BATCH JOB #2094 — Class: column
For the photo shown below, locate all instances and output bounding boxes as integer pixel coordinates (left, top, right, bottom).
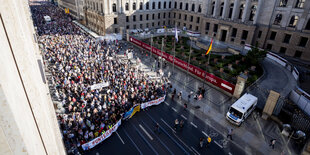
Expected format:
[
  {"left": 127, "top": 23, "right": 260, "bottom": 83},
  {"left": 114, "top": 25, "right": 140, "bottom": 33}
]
[
  {"left": 242, "top": 0, "right": 251, "bottom": 22},
  {"left": 222, "top": 0, "right": 229, "bottom": 18},
  {"left": 117, "top": 0, "right": 122, "bottom": 14},
  {"left": 213, "top": 0, "right": 220, "bottom": 17},
  {"left": 253, "top": 0, "right": 264, "bottom": 24},
  {"left": 231, "top": 0, "right": 240, "bottom": 20},
  {"left": 107, "top": 0, "right": 112, "bottom": 14},
  {"left": 204, "top": 0, "right": 211, "bottom": 15}
]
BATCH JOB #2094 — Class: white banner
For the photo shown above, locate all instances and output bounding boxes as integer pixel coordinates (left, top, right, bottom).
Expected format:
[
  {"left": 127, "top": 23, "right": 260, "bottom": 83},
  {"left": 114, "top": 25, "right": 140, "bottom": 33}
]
[
  {"left": 90, "top": 82, "right": 110, "bottom": 90},
  {"left": 141, "top": 95, "right": 166, "bottom": 109},
  {"left": 82, "top": 120, "right": 122, "bottom": 150}
]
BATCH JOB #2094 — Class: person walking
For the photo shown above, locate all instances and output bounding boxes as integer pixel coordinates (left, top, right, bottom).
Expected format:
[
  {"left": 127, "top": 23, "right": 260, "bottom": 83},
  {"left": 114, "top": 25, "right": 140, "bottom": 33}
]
[
  {"left": 270, "top": 139, "right": 276, "bottom": 149},
  {"left": 206, "top": 136, "right": 211, "bottom": 148},
  {"left": 154, "top": 123, "right": 160, "bottom": 134},
  {"left": 227, "top": 128, "right": 233, "bottom": 140},
  {"left": 179, "top": 120, "right": 184, "bottom": 130},
  {"left": 174, "top": 119, "right": 179, "bottom": 130},
  {"left": 199, "top": 137, "right": 205, "bottom": 149}
]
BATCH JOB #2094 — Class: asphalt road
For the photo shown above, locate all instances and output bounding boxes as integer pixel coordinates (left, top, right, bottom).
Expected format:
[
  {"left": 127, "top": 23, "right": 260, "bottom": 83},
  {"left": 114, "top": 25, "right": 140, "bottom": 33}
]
[{"left": 85, "top": 97, "right": 245, "bottom": 155}]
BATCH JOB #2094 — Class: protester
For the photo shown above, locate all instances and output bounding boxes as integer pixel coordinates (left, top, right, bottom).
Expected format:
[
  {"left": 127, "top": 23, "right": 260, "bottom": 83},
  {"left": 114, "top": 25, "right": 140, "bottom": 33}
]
[
  {"left": 30, "top": 3, "right": 166, "bottom": 154},
  {"left": 227, "top": 128, "right": 233, "bottom": 140}
]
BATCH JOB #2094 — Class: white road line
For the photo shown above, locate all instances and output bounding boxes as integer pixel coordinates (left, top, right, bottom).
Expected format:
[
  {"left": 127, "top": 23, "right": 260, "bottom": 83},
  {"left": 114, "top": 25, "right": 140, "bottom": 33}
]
[
  {"left": 228, "top": 152, "right": 233, "bottom": 155},
  {"left": 139, "top": 124, "right": 153, "bottom": 140},
  {"left": 161, "top": 118, "right": 176, "bottom": 133},
  {"left": 172, "top": 107, "right": 177, "bottom": 112},
  {"left": 191, "top": 146, "right": 201, "bottom": 155},
  {"left": 164, "top": 101, "right": 170, "bottom": 106},
  {"left": 190, "top": 122, "right": 197, "bottom": 128},
  {"left": 116, "top": 131, "right": 125, "bottom": 144},
  {"left": 214, "top": 141, "right": 223, "bottom": 148},
  {"left": 202, "top": 131, "right": 209, "bottom": 137},
  {"left": 181, "top": 114, "right": 187, "bottom": 120}
]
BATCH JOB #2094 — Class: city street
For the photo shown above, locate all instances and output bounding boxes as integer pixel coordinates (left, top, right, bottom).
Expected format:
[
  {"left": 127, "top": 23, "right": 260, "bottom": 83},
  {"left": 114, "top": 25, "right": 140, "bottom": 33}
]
[{"left": 86, "top": 97, "right": 245, "bottom": 155}]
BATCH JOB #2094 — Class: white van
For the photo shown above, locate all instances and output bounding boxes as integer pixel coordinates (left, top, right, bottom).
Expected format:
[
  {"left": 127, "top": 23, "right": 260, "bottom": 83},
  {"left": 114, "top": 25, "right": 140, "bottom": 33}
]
[{"left": 226, "top": 93, "right": 258, "bottom": 126}]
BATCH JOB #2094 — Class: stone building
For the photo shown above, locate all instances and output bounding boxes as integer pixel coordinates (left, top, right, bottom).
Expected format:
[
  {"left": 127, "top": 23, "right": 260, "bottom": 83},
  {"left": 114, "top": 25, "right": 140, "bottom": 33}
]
[{"left": 58, "top": 0, "right": 310, "bottom": 61}]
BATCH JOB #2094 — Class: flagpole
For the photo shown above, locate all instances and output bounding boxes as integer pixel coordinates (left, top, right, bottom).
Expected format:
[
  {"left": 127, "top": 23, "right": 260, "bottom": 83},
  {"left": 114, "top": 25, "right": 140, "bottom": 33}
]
[
  {"left": 185, "top": 37, "right": 193, "bottom": 89},
  {"left": 161, "top": 38, "right": 164, "bottom": 72},
  {"left": 173, "top": 32, "right": 176, "bottom": 74}
]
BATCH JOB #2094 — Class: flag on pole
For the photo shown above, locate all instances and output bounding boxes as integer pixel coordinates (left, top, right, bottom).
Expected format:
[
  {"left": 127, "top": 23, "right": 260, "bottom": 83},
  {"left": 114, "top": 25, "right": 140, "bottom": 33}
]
[
  {"left": 205, "top": 39, "right": 213, "bottom": 55},
  {"left": 175, "top": 26, "right": 178, "bottom": 43}
]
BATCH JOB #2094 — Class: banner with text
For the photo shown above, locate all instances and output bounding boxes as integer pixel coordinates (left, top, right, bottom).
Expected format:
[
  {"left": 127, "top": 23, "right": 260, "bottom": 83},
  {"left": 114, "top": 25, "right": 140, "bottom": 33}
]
[
  {"left": 129, "top": 37, "right": 235, "bottom": 94},
  {"left": 82, "top": 120, "right": 121, "bottom": 151},
  {"left": 141, "top": 95, "right": 166, "bottom": 109}
]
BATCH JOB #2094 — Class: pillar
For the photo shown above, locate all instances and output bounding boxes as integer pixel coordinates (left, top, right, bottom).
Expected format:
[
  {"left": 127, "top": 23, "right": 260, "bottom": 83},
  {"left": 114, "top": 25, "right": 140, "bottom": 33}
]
[
  {"left": 262, "top": 90, "right": 280, "bottom": 120},
  {"left": 231, "top": 0, "right": 240, "bottom": 20},
  {"left": 233, "top": 74, "right": 248, "bottom": 98},
  {"left": 202, "top": 0, "right": 211, "bottom": 15},
  {"left": 222, "top": 0, "right": 230, "bottom": 18},
  {"left": 242, "top": 0, "right": 251, "bottom": 22},
  {"left": 213, "top": 0, "right": 220, "bottom": 17},
  {"left": 253, "top": 0, "right": 263, "bottom": 24}
]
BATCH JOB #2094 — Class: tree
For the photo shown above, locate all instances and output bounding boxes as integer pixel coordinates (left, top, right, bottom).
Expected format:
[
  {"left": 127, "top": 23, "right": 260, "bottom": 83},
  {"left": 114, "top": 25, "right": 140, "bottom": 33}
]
[{"left": 245, "top": 46, "right": 267, "bottom": 67}]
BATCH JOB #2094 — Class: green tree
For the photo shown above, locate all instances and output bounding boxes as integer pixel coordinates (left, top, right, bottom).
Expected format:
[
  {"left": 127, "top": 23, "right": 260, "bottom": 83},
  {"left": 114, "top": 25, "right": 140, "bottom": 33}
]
[{"left": 245, "top": 46, "right": 267, "bottom": 66}]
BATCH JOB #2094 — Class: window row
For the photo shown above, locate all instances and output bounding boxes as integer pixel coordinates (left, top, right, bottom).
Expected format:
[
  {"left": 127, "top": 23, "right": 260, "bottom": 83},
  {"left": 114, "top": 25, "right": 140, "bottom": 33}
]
[
  {"left": 123, "top": 13, "right": 170, "bottom": 23},
  {"left": 174, "top": 2, "right": 202, "bottom": 13},
  {"left": 268, "top": 31, "right": 309, "bottom": 47},
  {"left": 279, "top": 0, "right": 305, "bottom": 8},
  {"left": 126, "top": 20, "right": 171, "bottom": 29},
  {"left": 113, "top": 1, "right": 172, "bottom": 12},
  {"left": 274, "top": 14, "right": 310, "bottom": 30}
]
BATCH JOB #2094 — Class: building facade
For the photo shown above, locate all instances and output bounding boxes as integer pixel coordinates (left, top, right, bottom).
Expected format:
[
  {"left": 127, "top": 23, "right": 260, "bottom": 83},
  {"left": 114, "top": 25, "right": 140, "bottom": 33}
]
[{"left": 58, "top": 0, "right": 310, "bottom": 61}]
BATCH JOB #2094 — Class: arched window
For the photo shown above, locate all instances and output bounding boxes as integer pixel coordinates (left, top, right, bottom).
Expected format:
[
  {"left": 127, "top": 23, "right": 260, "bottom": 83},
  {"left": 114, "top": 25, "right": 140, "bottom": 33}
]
[
  {"left": 273, "top": 14, "right": 282, "bottom": 25},
  {"left": 220, "top": 2, "right": 224, "bottom": 16},
  {"left": 174, "top": 2, "right": 177, "bottom": 9},
  {"left": 249, "top": 5, "right": 257, "bottom": 21},
  {"left": 180, "top": 2, "right": 183, "bottom": 9},
  {"left": 305, "top": 19, "right": 310, "bottom": 30},
  {"left": 112, "top": 3, "right": 116, "bottom": 12},
  {"left": 169, "top": 2, "right": 172, "bottom": 8},
  {"left": 158, "top": 2, "right": 161, "bottom": 9},
  {"left": 288, "top": 16, "right": 299, "bottom": 28},
  {"left": 146, "top": 2, "right": 149, "bottom": 10},
  {"left": 238, "top": 4, "right": 244, "bottom": 19},
  {"left": 295, "top": 0, "right": 305, "bottom": 8},
  {"left": 153, "top": 2, "right": 156, "bottom": 9},
  {"left": 125, "top": 3, "right": 129, "bottom": 11},
  {"left": 185, "top": 3, "right": 189, "bottom": 10},
  {"left": 279, "top": 0, "right": 287, "bottom": 7},
  {"left": 211, "top": 2, "right": 215, "bottom": 15},
  {"left": 164, "top": 2, "right": 167, "bottom": 9},
  {"left": 132, "top": 2, "right": 136, "bottom": 10},
  {"left": 191, "top": 4, "right": 195, "bottom": 12},
  {"left": 198, "top": 4, "right": 202, "bottom": 13},
  {"left": 229, "top": 3, "right": 234, "bottom": 18}
]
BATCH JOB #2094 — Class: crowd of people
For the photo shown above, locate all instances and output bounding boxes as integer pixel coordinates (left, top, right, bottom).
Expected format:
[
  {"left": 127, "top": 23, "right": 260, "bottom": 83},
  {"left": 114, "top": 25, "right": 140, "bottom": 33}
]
[{"left": 31, "top": 3, "right": 167, "bottom": 154}]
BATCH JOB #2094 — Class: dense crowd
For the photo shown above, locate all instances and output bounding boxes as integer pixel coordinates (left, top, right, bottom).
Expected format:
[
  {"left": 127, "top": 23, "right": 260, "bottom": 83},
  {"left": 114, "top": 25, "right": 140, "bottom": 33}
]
[{"left": 31, "top": 3, "right": 166, "bottom": 154}]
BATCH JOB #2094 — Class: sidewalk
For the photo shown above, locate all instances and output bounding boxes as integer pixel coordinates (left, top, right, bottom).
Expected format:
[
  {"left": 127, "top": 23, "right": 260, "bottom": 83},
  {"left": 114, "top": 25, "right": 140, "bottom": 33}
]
[{"left": 126, "top": 43, "right": 297, "bottom": 155}]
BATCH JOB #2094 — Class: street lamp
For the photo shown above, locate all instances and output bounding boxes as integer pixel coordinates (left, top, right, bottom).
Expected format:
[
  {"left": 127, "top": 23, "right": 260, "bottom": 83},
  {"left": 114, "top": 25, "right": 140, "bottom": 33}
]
[
  {"left": 160, "top": 38, "right": 164, "bottom": 71},
  {"left": 185, "top": 37, "right": 194, "bottom": 89}
]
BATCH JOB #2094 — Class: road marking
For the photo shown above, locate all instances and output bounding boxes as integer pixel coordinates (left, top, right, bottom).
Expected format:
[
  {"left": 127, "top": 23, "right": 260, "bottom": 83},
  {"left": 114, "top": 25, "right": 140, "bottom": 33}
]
[
  {"left": 214, "top": 140, "right": 223, "bottom": 148},
  {"left": 161, "top": 118, "right": 176, "bottom": 133},
  {"left": 181, "top": 114, "right": 187, "bottom": 120},
  {"left": 116, "top": 131, "right": 125, "bottom": 144},
  {"left": 139, "top": 124, "right": 153, "bottom": 140},
  {"left": 190, "top": 122, "right": 197, "bottom": 128},
  {"left": 202, "top": 131, "right": 209, "bottom": 137},
  {"left": 96, "top": 152, "right": 99, "bottom": 155},
  {"left": 229, "top": 152, "right": 233, "bottom": 155},
  {"left": 172, "top": 107, "right": 177, "bottom": 112},
  {"left": 191, "top": 146, "right": 201, "bottom": 155},
  {"left": 123, "top": 129, "right": 143, "bottom": 155},
  {"left": 165, "top": 101, "right": 170, "bottom": 106}
]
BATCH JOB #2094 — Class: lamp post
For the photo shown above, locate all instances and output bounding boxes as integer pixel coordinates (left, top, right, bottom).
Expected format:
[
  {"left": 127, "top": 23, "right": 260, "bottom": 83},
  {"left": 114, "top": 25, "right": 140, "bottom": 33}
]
[
  {"left": 160, "top": 38, "right": 164, "bottom": 71},
  {"left": 185, "top": 37, "right": 194, "bottom": 89}
]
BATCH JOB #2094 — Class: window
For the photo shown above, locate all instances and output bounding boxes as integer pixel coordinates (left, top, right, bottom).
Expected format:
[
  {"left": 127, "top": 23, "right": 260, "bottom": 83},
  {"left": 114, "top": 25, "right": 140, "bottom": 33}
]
[
  {"left": 184, "top": 15, "right": 187, "bottom": 20},
  {"left": 198, "top": 5, "right": 202, "bottom": 13},
  {"left": 305, "top": 19, "right": 310, "bottom": 30},
  {"left": 101, "top": 3, "right": 103, "bottom": 13},
  {"left": 189, "top": 24, "right": 192, "bottom": 30},
  {"left": 249, "top": 5, "right": 257, "bottom": 21},
  {"left": 185, "top": 3, "right": 189, "bottom": 10},
  {"left": 133, "top": 2, "right": 136, "bottom": 10},
  {"left": 283, "top": 34, "right": 291, "bottom": 43},
  {"left": 169, "top": 13, "right": 171, "bottom": 18},
  {"left": 153, "top": 2, "right": 156, "bottom": 9},
  {"left": 126, "top": 16, "right": 129, "bottom": 22},
  {"left": 274, "top": 14, "right": 282, "bottom": 25},
  {"left": 279, "top": 0, "right": 287, "bottom": 7},
  {"left": 299, "top": 37, "right": 308, "bottom": 47},
  {"left": 220, "top": 2, "right": 224, "bottom": 16},
  {"left": 192, "top": 4, "right": 195, "bottom": 12},
  {"left": 179, "top": 2, "right": 183, "bottom": 9},
  {"left": 146, "top": 23, "right": 149, "bottom": 28},
  {"left": 114, "top": 18, "right": 117, "bottom": 24},
  {"left": 231, "top": 28, "right": 237, "bottom": 37},
  {"left": 169, "top": 2, "right": 172, "bottom": 8},
  {"left": 159, "top": 13, "right": 161, "bottom": 19},
  {"left": 178, "top": 14, "right": 181, "bottom": 19},
  {"left": 174, "top": 2, "right": 177, "bottom": 9},
  {"left": 295, "top": 0, "right": 305, "bottom": 8},
  {"left": 125, "top": 3, "right": 129, "bottom": 11},
  {"left": 164, "top": 13, "right": 166, "bottom": 18},
  {"left": 258, "top": 31, "right": 262, "bottom": 38},
  {"left": 211, "top": 2, "right": 215, "bottom": 15},
  {"left": 146, "top": 14, "right": 149, "bottom": 20},
  {"left": 279, "top": 47, "right": 287, "bottom": 54},
  {"left": 152, "top": 14, "right": 155, "bottom": 20},
  {"left": 294, "top": 50, "right": 302, "bottom": 58},
  {"left": 115, "top": 28, "right": 118, "bottom": 33},
  {"left": 242, "top": 30, "right": 248, "bottom": 40},
  {"left": 164, "top": 2, "right": 166, "bottom": 9},
  {"left": 152, "top": 22, "right": 154, "bottom": 27},
  {"left": 133, "top": 25, "right": 136, "bottom": 29},
  {"left": 270, "top": 31, "right": 277, "bottom": 40},
  {"left": 146, "top": 2, "right": 149, "bottom": 10},
  {"left": 140, "top": 24, "right": 143, "bottom": 29},
  {"left": 288, "top": 16, "right": 299, "bottom": 28},
  {"left": 266, "top": 44, "right": 273, "bottom": 50},
  {"left": 158, "top": 2, "right": 161, "bottom": 9},
  {"left": 205, "top": 22, "right": 210, "bottom": 30},
  {"left": 158, "top": 21, "right": 161, "bottom": 26},
  {"left": 214, "top": 24, "right": 218, "bottom": 33},
  {"left": 174, "top": 13, "right": 176, "bottom": 18},
  {"left": 163, "top": 21, "right": 165, "bottom": 25},
  {"left": 112, "top": 3, "right": 116, "bottom": 12},
  {"left": 196, "top": 26, "right": 199, "bottom": 31},
  {"left": 140, "top": 15, "right": 143, "bottom": 21},
  {"left": 139, "top": 2, "right": 143, "bottom": 10},
  {"left": 190, "top": 16, "right": 193, "bottom": 22},
  {"left": 126, "top": 25, "right": 130, "bottom": 29},
  {"left": 133, "top": 15, "right": 136, "bottom": 22},
  {"left": 229, "top": 3, "right": 234, "bottom": 18},
  {"left": 239, "top": 4, "right": 244, "bottom": 19},
  {"left": 197, "top": 17, "right": 200, "bottom": 23}
]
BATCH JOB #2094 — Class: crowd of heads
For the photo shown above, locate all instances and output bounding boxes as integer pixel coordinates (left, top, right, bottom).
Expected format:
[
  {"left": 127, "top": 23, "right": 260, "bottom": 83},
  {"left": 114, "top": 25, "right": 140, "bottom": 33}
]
[{"left": 31, "top": 3, "right": 167, "bottom": 154}]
